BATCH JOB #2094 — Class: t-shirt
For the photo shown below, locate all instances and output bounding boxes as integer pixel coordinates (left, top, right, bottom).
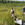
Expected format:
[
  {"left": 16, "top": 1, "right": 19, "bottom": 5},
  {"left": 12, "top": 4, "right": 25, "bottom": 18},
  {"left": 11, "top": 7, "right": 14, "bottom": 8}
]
[{"left": 11, "top": 9, "right": 14, "bottom": 14}]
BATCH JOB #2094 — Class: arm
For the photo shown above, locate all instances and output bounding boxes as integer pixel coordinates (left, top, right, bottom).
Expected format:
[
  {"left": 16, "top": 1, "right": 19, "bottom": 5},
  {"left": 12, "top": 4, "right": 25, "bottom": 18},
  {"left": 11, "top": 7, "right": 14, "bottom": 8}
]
[{"left": 10, "top": 10, "right": 11, "bottom": 14}]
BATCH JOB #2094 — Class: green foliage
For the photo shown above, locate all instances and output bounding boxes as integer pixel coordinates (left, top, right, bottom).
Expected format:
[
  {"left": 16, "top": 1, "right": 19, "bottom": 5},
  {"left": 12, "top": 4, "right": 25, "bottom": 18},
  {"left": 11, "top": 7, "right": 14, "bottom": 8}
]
[{"left": 0, "top": 3, "right": 24, "bottom": 25}]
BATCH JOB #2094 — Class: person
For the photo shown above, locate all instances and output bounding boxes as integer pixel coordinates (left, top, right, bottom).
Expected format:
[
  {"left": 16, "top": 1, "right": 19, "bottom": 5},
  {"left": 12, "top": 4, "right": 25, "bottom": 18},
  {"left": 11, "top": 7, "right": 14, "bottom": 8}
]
[
  {"left": 23, "top": 6, "right": 25, "bottom": 12},
  {"left": 23, "top": 6, "right": 25, "bottom": 15},
  {"left": 22, "top": 6, "right": 25, "bottom": 25},
  {"left": 14, "top": 15, "right": 18, "bottom": 21},
  {"left": 14, "top": 16, "right": 20, "bottom": 25},
  {"left": 10, "top": 8, "right": 15, "bottom": 18}
]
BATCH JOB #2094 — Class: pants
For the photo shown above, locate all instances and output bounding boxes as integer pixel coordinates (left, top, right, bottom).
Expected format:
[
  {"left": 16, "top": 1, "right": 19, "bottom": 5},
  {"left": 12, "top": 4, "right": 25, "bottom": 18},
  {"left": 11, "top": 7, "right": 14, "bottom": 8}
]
[
  {"left": 15, "top": 23, "right": 19, "bottom": 25},
  {"left": 23, "top": 12, "right": 25, "bottom": 19}
]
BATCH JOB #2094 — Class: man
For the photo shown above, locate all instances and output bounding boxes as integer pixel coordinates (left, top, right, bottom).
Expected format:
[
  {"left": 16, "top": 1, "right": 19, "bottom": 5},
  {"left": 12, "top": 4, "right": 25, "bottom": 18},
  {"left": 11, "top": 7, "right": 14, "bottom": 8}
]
[
  {"left": 10, "top": 8, "right": 15, "bottom": 18},
  {"left": 22, "top": 6, "right": 25, "bottom": 25},
  {"left": 23, "top": 6, "right": 25, "bottom": 15},
  {"left": 23, "top": 6, "right": 25, "bottom": 12}
]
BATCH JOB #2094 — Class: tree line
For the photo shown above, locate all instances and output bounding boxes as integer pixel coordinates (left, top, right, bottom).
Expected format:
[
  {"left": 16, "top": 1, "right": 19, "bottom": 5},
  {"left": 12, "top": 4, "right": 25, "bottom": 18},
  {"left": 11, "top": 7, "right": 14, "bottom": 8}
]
[{"left": 0, "top": 0, "right": 25, "bottom": 3}]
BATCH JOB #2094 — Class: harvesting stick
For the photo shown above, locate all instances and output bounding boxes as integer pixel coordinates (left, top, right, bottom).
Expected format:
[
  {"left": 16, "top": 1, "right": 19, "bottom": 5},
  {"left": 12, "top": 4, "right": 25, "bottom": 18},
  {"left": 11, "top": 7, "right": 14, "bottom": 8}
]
[{"left": 15, "top": 0, "right": 24, "bottom": 9}]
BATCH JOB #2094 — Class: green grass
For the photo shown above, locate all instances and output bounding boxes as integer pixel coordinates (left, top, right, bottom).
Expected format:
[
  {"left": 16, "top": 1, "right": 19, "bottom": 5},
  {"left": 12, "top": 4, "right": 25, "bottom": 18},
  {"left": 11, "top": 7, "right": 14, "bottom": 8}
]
[{"left": 0, "top": 3, "right": 24, "bottom": 25}]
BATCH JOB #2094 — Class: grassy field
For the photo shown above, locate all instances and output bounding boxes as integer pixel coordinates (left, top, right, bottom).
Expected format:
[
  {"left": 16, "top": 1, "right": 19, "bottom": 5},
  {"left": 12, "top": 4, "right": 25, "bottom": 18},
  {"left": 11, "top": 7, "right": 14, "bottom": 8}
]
[{"left": 0, "top": 3, "right": 25, "bottom": 25}]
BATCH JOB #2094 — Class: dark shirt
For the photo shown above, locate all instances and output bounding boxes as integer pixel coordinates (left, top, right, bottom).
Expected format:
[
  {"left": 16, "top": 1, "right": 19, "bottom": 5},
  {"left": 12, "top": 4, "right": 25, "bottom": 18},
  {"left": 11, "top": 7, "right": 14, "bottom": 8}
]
[
  {"left": 14, "top": 16, "right": 17, "bottom": 21},
  {"left": 11, "top": 11, "right": 14, "bottom": 14},
  {"left": 23, "top": 7, "right": 25, "bottom": 12}
]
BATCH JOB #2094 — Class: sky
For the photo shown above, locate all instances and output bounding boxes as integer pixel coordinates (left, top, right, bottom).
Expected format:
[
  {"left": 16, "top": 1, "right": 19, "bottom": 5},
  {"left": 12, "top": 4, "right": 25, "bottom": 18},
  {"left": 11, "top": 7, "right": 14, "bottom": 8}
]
[{"left": 9, "top": 0, "right": 25, "bottom": 1}]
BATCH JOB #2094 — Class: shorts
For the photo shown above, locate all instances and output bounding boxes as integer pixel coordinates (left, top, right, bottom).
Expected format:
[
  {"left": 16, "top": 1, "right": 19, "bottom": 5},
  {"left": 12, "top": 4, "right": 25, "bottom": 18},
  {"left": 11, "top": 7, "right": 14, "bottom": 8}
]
[{"left": 12, "top": 14, "right": 14, "bottom": 17}]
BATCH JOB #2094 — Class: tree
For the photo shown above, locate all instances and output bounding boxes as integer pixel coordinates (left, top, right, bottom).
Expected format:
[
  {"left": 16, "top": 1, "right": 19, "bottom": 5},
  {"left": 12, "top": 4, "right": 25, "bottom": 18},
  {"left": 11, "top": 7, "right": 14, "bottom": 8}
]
[{"left": 2, "top": 0, "right": 3, "bottom": 3}]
